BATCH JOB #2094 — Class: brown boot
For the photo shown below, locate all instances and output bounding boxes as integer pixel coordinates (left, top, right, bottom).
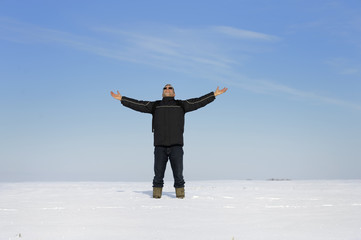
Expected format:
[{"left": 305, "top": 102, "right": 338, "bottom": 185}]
[
  {"left": 153, "top": 187, "right": 162, "bottom": 199},
  {"left": 175, "top": 187, "right": 185, "bottom": 199}
]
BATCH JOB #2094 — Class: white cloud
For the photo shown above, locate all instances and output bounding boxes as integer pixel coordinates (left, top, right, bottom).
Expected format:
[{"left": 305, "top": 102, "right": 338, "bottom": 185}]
[
  {"left": 325, "top": 57, "right": 361, "bottom": 76},
  {"left": 259, "top": 80, "right": 361, "bottom": 110},
  {"left": 212, "top": 26, "right": 280, "bottom": 41}
]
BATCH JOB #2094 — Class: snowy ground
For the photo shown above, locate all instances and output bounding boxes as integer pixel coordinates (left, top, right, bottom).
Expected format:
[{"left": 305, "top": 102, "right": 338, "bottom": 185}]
[{"left": 1, "top": 180, "right": 361, "bottom": 240}]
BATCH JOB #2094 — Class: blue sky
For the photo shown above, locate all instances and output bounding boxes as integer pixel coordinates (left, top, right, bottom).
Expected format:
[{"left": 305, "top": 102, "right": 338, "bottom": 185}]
[{"left": 1, "top": 0, "right": 360, "bottom": 181}]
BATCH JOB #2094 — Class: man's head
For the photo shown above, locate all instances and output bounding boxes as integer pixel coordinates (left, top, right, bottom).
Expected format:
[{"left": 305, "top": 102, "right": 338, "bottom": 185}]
[{"left": 162, "top": 84, "right": 175, "bottom": 97}]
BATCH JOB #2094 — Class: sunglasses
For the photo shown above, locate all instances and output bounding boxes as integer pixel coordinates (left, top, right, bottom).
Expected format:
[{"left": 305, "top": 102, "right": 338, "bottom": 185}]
[{"left": 163, "top": 87, "right": 173, "bottom": 90}]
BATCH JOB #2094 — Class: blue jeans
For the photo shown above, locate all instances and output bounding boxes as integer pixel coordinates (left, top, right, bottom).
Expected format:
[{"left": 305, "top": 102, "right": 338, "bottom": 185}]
[{"left": 153, "top": 146, "right": 185, "bottom": 188}]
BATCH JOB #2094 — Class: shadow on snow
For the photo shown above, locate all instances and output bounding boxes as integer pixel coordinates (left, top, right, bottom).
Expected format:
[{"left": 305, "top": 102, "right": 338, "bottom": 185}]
[{"left": 134, "top": 190, "right": 177, "bottom": 198}]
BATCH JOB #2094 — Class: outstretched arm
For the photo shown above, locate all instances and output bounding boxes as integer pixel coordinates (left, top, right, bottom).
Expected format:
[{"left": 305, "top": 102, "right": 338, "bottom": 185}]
[
  {"left": 214, "top": 87, "right": 228, "bottom": 97},
  {"left": 111, "top": 90, "right": 155, "bottom": 114},
  {"left": 110, "top": 90, "right": 122, "bottom": 101}
]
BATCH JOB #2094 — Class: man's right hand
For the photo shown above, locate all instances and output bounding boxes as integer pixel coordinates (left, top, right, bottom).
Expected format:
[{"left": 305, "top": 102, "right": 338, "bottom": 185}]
[{"left": 110, "top": 90, "right": 122, "bottom": 101}]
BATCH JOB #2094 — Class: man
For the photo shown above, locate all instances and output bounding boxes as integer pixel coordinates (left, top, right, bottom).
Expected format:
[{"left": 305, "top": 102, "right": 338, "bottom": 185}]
[{"left": 110, "top": 84, "right": 227, "bottom": 199}]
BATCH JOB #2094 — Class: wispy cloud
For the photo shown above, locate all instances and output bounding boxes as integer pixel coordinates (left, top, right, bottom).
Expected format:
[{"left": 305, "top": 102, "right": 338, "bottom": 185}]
[
  {"left": 258, "top": 80, "right": 361, "bottom": 110},
  {"left": 325, "top": 58, "right": 360, "bottom": 76},
  {"left": 1, "top": 17, "right": 359, "bottom": 110},
  {"left": 206, "top": 73, "right": 361, "bottom": 111},
  {"left": 212, "top": 26, "right": 280, "bottom": 41}
]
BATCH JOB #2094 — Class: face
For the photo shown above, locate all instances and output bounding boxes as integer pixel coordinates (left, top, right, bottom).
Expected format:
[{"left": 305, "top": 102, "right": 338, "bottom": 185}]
[{"left": 162, "top": 84, "right": 175, "bottom": 97}]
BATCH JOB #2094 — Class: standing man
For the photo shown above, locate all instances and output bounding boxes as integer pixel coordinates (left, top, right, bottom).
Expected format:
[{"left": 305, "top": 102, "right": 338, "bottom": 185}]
[{"left": 110, "top": 84, "right": 227, "bottom": 199}]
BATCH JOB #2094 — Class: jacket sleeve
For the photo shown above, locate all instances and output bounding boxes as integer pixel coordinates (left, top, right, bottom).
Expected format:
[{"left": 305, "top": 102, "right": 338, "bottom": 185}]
[
  {"left": 182, "top": 92, "right": 216, "bottom": 113},
  {"left": 121, "top": 96, "right": 155, "bottom": 114}
]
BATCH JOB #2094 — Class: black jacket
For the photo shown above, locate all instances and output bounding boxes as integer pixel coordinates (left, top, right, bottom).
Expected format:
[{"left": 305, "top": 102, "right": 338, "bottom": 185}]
[{"left": 121, "top": 92, "right": 216, "bottom": 146}]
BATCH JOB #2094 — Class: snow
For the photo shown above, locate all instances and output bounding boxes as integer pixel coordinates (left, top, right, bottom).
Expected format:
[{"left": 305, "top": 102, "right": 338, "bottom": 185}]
[{"left": 1, "top": 180, "right": 361, "bottom": 240}]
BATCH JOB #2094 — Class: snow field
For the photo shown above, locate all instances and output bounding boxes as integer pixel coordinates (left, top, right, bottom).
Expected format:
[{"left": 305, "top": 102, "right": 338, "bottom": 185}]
[{"left": 1, "top": 180, "right": 361, "bottom": 240}]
